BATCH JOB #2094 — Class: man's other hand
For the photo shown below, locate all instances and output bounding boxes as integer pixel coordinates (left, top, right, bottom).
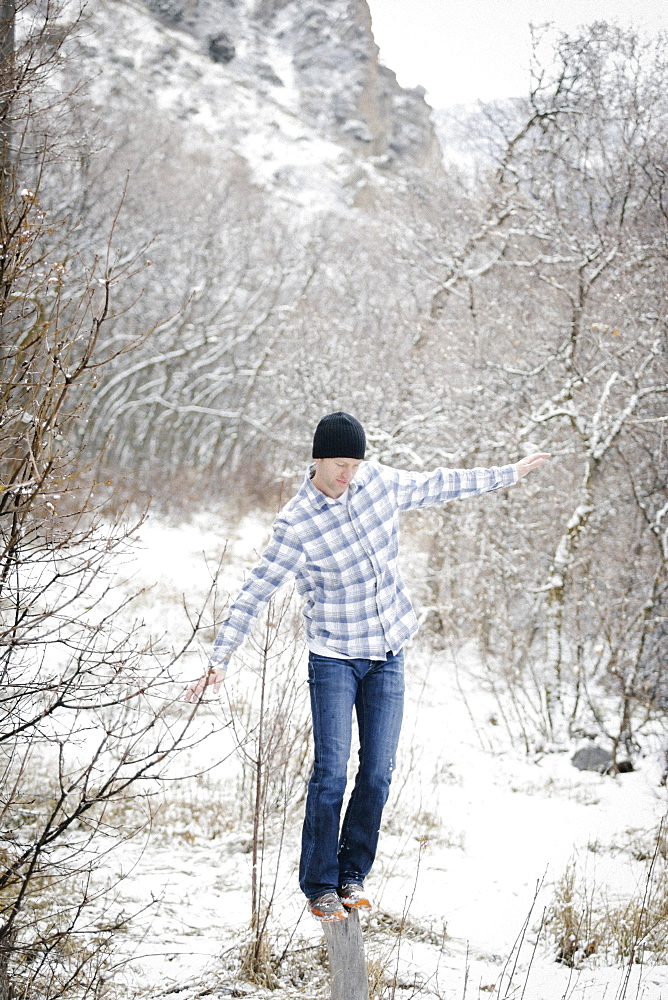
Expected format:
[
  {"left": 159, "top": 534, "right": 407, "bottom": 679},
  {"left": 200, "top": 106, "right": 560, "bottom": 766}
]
[
  {"left": 184, "top": 667, "right": 227, "bottom": 703},
  {"left": 514, "top": 453, "right": 552, "bottom": 479}
]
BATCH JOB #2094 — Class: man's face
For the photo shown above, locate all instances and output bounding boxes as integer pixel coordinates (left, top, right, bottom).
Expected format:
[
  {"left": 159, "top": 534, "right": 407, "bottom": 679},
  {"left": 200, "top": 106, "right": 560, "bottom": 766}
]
[{"left": 312, "top": 457, "right": 362, "bottom": 499}]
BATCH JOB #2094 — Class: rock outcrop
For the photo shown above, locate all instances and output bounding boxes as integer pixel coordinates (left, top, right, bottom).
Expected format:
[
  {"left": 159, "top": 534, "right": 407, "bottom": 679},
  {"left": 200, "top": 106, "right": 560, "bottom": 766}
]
[{"left": 141, "top": 0, "right": 441, "bottom": 173}]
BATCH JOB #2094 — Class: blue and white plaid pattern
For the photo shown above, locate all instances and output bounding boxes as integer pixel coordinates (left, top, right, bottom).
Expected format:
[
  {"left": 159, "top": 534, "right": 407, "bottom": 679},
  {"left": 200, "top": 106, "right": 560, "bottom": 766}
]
[{"left": 210, "top": 461, "right": 518, "bottom": 665}]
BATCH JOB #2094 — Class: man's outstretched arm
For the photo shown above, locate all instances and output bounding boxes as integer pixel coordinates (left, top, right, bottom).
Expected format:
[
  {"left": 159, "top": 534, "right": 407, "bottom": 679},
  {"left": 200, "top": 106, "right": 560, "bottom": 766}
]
[
  {"left": 184, "top": 519, "right": 305, "bottom": 703},
  {"left": 383, "top": 452, "right": 551, "bottom": 511}
]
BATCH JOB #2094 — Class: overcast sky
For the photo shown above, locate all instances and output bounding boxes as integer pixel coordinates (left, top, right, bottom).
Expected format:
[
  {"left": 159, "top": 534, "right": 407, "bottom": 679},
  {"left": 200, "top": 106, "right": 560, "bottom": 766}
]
[{"left": 367, "top": 0, "right": 668, "bottom": 108}]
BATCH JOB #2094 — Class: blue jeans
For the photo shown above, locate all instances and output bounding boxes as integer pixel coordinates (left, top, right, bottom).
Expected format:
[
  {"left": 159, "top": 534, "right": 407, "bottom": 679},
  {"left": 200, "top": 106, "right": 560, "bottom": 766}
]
[{"left": 299, "top": 649, "right": 405, "bottom": 900}]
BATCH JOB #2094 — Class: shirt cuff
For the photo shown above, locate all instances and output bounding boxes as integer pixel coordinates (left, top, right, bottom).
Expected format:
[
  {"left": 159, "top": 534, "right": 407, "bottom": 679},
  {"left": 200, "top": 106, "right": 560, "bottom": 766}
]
[
  {"left": 209, "top": 647, "right": 231, "bottom": 668},
  {"left": 495, "top": 464, "right": 518, "bottom": 487}
]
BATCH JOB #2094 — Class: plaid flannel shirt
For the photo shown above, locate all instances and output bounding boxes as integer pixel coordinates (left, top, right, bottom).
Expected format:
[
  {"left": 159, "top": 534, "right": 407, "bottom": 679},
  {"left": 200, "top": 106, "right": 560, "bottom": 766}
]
[{"left": 210, "top": 460, "right": 518, "bottom": 666}]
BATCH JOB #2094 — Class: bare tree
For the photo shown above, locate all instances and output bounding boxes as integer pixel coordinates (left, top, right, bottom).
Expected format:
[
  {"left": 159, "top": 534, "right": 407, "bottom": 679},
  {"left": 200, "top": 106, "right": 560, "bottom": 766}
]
[
  {"left": 410, "top": 24, "right": 668, "bottom": 751},
  {"left": 222, "top": 594, "right": 311, "bottom": 985},
  {"left": 0, "top": 7, "right": 222, "bottom": 997}
]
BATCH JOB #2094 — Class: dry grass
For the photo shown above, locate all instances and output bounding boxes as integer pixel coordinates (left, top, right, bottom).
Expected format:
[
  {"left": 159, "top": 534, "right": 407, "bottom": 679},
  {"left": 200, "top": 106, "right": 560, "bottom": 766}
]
[
  {"left": 99, "top": 458, "right": 296, "bottom": 524},
  {"left": 363, "top": 908, "right": 449, "bottom": 1000},
  {"left": 219, "top": 927, "right": 330, "bottom": 993},
  {"left": 546, "top": 852, "right": 668, "bottom": 967},
  {"left": 546, "top": 861, "right": 599, "bottom": 966},
  {"left": 238, "top": 930, "right": 279, "bottom": 989},
  {"left": 148, "top": 780, "right": 240, "bottom": 845},
  {"left": 367, "top": 909, "right": 448, "bottom": 948}
]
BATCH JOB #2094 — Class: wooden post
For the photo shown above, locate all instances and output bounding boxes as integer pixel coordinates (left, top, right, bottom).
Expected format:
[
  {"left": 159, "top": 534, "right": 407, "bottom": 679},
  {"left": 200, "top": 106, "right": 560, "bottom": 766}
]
[{"left": 322, "top": 910, "right": 369, "bottom": 1000}]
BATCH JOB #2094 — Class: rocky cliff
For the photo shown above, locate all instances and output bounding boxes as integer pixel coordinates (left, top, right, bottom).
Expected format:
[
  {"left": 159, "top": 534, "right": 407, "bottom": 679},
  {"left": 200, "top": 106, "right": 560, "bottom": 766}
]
[
  {"left": 138, "top": 0, "right": 442, "bottom": 176},
  {"left": 58, "top": 0, "right": 444, "bottom": 220}
]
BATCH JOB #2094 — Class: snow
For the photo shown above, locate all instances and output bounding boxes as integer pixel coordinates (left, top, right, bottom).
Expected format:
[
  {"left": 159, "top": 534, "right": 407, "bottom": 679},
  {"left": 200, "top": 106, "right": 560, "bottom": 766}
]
[{"left": 100, "top": 509, "right": 668, "bottom": 999}]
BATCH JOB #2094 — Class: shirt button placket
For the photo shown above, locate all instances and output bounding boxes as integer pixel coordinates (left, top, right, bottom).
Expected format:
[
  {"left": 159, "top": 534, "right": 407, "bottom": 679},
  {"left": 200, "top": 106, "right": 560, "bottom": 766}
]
[{"left": 350, "top": 506, "right": 388, "bottom": 652}]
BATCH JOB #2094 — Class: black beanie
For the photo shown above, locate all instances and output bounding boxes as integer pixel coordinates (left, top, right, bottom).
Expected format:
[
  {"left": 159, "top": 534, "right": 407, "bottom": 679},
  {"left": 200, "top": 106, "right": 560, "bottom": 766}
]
[{"left": 312, "top": 412, "right": 366, "bottom": 460}]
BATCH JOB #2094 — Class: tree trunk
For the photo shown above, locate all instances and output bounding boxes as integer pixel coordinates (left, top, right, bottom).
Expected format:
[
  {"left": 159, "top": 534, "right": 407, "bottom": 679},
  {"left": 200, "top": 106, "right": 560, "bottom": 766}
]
[{"left": 0, "top": 1, "right": 14, "bottom": 214}]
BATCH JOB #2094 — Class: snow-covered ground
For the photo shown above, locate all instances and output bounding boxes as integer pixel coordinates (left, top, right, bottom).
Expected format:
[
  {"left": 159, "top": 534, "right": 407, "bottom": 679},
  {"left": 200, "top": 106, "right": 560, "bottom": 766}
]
[{"left": 105, "top": 509, "right": 668, "bottom": 999}]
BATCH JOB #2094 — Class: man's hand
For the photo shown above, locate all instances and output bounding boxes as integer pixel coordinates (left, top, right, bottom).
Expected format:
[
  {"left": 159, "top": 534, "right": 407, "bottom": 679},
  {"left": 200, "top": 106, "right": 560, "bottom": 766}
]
[
  {"left": 184, "top": 667, "right": 227, "bottom": 703},
  {"left": 514, "top": 453, "right": 552, "bottom": 479}
]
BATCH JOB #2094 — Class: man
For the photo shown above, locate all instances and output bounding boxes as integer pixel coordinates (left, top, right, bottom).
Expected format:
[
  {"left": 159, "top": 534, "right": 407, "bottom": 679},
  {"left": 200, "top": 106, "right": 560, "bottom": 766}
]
[{"left": 186, "top": 412, "right": 550, "bottom": 922}]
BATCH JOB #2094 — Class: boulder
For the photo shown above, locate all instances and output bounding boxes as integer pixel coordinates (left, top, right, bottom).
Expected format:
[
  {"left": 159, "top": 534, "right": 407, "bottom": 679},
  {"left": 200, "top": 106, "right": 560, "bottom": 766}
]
[
  {"left": 571, "top": 746, "right": 634, "bottom": 774},
  {"left": 209, "top": 33, "right": 235, "bottom": 64},
  {"left": 572, "top": 746, "right": 614, "bottom": 773}
]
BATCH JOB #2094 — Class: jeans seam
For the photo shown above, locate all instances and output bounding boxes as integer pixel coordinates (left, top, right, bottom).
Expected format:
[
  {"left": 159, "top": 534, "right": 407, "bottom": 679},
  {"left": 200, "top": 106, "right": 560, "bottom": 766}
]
[
  {"left": 338, "top": 674, "right": 365, "bottom": 869},
  {"left": 300, "top": 658, "right": 319, "bottom": 889}
]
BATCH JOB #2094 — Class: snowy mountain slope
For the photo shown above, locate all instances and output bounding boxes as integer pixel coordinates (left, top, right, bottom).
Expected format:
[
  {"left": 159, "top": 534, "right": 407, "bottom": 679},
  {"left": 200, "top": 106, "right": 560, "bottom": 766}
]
[
  {"left": 63, "top": 0, "right": 442, "bottom": 214},
  {"left": 140, "top": 0, "right": 442, "bottom": 169}
]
